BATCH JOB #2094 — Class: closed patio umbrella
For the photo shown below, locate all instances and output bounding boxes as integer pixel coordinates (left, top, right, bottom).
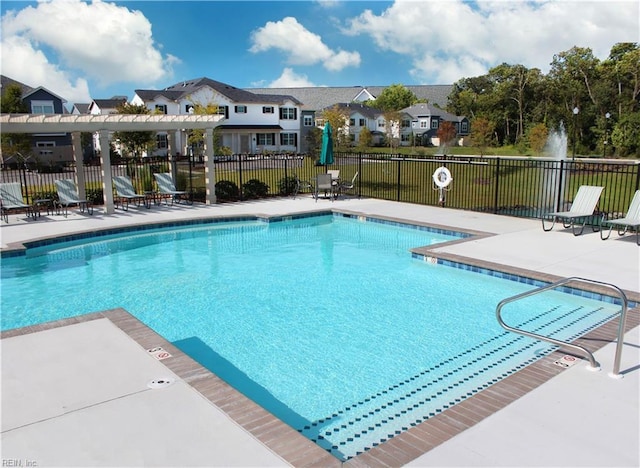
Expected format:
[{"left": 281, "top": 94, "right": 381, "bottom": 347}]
[{"left": 320, "top": 122, "right": 334, "bottom": 165}]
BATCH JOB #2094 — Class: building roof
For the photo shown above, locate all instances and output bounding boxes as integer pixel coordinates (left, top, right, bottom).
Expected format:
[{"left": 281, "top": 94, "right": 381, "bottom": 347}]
[
  {"left": 247, "top": 85, "right": 453, "bottom": 111},
  {"left": 321, "top": 102, "right": 383, "bottom": 119},
  {"left": 89, "top": 97, "right": 128, "bottom": 112},
  {"left": 1, "top": 75, "right": 34, "bottom": 97},
  {"left": 72, "top": 103, "right": 91, "bottom": 114},
  {"left": 135, "top": 77, "right": 301, "bottom": 106},
  {"left": 402, "top": 103, "right": 461, "bottom": 122}
]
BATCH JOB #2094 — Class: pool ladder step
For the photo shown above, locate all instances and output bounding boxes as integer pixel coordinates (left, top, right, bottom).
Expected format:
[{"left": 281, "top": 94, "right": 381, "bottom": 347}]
[{"left": 496, "top": 276, "right": 629, "bottom": 378}]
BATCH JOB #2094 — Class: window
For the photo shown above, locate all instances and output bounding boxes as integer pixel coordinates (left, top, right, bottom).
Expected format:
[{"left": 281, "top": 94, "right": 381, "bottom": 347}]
[
  {"left": 303, "top": 115, "right": 313, "bottom": 126},
  {"left": 257, "top": 133, "right": 275, "bottom": 145},
  {"left": 401, "top": 134, "right": 410, "bottom": 142},
  {"left": 280, "top": 107, "right": 297, "bottom": 120},
  {"left": 461, "top": 121, "right": 468, "bottom": 132},
  {"left": 31, "top": 100, "right": 54, "bottom": 114},
  {"left": 349, "top": 118, "right": 355, "bottom": 126},
  {"left": 315, "top": 119, "right": 325, "bottom": 127},
  {"left": 185, "top": 104, "right": 194, "bottom": 114},
  {"left": 235, "top": 105, "right": 247, "bottom": 114},
  {"left": 216, "top": 106, "right": 229, "bottom": 118},
  {"left": 359, "top": 118, "right": 366, "bottom": 127},
  {"left": 36, "top": 141, "right": 55, "bottom": 148},
  {"left": 280, "top": 133, "right": 296, "bottom": 146},
  {"left": 420, "top": 121, "right": 428, "bottom": 129},
  {"left": 378, "top": 120, "right": 385, "bottom": 128},
  {"left": 156, "top": 134, "right": 168, "bottom": 149},
  {"left": 155, "top": 104, "right": 167, "bottom": 114},
  {"left": 401, "top": 119, "right": 411, "bottom": 128},
  {"left": 350, "top": 134, "right": 356, "bottom": 142},
  {"left": 431, "top": 119, "right": 439, "bottom": 129},
  {"left": 262, "top": 106, "right": 274, "bottom": 114}
]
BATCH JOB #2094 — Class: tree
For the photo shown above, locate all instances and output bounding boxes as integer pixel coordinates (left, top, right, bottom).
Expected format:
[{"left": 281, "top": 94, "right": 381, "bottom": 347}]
[
  {"left": 112, "top": 103, "right": 155, "bottom": 158},
  {"left": 611, "top": 112, "right": 640, "bottom": 156},
  {"left": 369, "top": 84, "right": 420, "bottom": 112},
  {"left": 383, "top": 110, "right": 402, "bottom": 151},
  {"left": 437, "top": 121, "right": 457, "bottom": 153},
  {"left": 305, "top": 126, "right": 323, "bottom": 158},
  {"left": 319, "top": 105, "right": 350, "bottom": 149},
  {"left": 358, "top": 127, "right": 372, "bottom": 149},
  {"left": 527, "top": 123, "right": 549, "bottom": 156},
  {"left": 470, "top": 116, "right": 494, "bottom": 156},
  {"left": 0, "top": 84, "right": 32, "bottom": 162},
  {"left": 186, "top": 101, "right": 219, "bottom": 155}
]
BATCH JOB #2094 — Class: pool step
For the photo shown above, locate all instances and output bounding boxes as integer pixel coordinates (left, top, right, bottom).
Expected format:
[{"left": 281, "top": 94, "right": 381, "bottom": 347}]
[{"left": 299, "top": 304, "right": 617, "bottom": 460}]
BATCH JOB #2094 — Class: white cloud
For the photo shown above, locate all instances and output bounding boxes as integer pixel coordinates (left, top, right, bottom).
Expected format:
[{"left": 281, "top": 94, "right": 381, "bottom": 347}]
[
  {"left": 249, "top": 16, "right": 361, "bottom": 72},
  {"left": 268, "top": 68, "right": 317, "bottom": 87},
  {"left": 344, "top": 0, "right": 639, "bottom": 83},
  {"left": 0, "top": 0, "right": 178, "bottom": 104}
]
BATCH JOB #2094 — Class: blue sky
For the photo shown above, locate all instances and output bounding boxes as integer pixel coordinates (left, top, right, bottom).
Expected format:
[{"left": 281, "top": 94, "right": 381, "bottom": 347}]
[{"left": 1, "top": 0, "right": 638, "bottom": 107}]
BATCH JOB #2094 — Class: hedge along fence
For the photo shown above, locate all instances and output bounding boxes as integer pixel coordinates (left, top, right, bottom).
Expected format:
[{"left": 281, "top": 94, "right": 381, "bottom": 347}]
[{"left": 2, "top": 153, "right": 638, "bottom": 221}]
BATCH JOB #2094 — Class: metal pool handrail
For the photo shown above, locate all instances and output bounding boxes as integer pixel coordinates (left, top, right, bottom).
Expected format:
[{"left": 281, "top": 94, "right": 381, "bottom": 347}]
[{"left": 496, "top": 277, "right": 629, "bottom": 379}]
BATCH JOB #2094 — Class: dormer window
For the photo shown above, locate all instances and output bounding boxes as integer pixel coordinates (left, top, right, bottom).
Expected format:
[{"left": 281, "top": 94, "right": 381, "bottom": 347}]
[{"left": 31, "top": 100, "right": 54, "bottom": 114}]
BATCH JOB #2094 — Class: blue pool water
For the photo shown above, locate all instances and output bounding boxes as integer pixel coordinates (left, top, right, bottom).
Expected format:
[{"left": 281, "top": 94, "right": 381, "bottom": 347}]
[{"left": 0, "top": 214, "right": 621, "bottom": 460}]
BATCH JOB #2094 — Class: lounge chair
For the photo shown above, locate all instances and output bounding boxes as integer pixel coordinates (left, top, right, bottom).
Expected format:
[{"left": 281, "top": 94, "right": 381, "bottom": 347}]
[
  {"left": 292, "top": 175, "right": 313, "bottom": 199},
  {"left": 0, "top": 182, "right": 36, "bottom": 222},
  {"left": 113, "top": 176, "right": 150, "bottom": 210},
  {"left": 327, "top": 170, "right": 340, "bottom": 188},
  {"left": 600, "top": 190, "right": 640, "bottom": 245},
  {"left": 541, "top": 185, "right": 604, "bottom": 236},
  {"left": 338, "top": 172, "right": 359, "bottom": 198},
  {"left": 54, "top": 179, "right": 93, "bottom": 217},
  {"left": 153, "top": 173, "right": 191, "bottom": 205},
  {"left": 314, "top": 173, "right": 335, "bottom": 202}
]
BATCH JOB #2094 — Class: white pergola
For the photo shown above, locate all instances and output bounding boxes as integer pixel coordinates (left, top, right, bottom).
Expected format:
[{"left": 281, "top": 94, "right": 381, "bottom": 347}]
[{"left": 0, "top": 113, "right": 224, "bottom": 213}]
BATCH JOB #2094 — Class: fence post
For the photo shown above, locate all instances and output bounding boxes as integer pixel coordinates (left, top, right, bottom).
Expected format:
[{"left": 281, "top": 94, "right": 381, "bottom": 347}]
[
  {"left": 556, "top": 159, "right": 565, "bottom": 211},
  {"left": 396, "top": 158, "right": 402, "bottom": 201},
  {"left": 493, "top": 157, "right": 500, "bottom": 214},
  {"left": 238, "top": 154, "right": 244, "bottom": 201},
  {"left": 358, "top": 152, "right": 362, "bottom": 198}
]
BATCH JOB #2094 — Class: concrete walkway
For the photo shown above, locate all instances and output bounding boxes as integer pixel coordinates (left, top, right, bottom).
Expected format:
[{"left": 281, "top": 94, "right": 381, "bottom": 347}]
[{"left": 1, "top": 196, "right": 638, "bottom": 467}]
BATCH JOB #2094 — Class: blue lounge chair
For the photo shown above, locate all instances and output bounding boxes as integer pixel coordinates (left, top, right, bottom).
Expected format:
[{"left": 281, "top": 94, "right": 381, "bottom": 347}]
[
  {"left": 54, "top": 179, "right": 93, "bottom": 217},
  {"left": 153, "top": 173, "right": 191, "bottom": 205},
  {"left": 113, "top": 176, "right": 150, "bottom": 210},
  {"left": 0, "top": 182, "right": 36, "bottom": 222}
]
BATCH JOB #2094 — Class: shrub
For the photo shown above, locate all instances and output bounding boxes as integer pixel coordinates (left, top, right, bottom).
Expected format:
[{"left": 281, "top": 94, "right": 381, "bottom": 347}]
[
  {"left": 278, "top": 176, "right": 297, "bottom": 196},
  {"left": 242, "top": 178, "right": 269, "bottom": 199},
  {"left": 215, "top": 180, "right": 239, "bottom": 201}
]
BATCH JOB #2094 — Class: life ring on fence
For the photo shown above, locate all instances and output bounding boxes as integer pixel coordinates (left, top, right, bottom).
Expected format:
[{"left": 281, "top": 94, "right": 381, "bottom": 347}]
[{"left": 432, "top": 166, "right": 453, "bottom": 188}]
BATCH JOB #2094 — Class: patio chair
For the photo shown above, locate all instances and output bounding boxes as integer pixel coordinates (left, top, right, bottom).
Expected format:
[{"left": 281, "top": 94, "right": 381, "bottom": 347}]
[
  {"left": 337, "top": 172, "right": 359, "bottom": 198},
  {"left": 292, "top": 175, "right": 313, "bottom": 199},
  {"left": 541, "top": 185, "right": 604, "bottom": 236},
  {"left": 327, "top": 169, "right": 340, "bottom": 188},
  {"left": 113, "top": 176, "right": 150, "bottom": 210},
  {"left": 314, "top": 173, "right": 335, "bottom": 202},
  {"left": 153, "top": 173, "right": 192, "bottom": 205},
  {"left": 600, "top": 190, "right": 640, "bottom": 245},
  {"left": 0, "top": 182, "right": 36, "bottom": 222},
  {"left": 54, "top": 179, "right": 93, "bottom": 217}
]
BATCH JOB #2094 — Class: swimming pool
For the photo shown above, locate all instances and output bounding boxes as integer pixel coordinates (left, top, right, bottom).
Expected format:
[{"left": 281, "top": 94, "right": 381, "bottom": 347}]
[{"left": 0, "top": 214, "right": 622, "bottom": 460}]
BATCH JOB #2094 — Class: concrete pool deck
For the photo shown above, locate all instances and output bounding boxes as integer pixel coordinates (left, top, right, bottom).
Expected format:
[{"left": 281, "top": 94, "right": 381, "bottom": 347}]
[{"left": 1, "top": 196, "right": 639, "bottom": 467}]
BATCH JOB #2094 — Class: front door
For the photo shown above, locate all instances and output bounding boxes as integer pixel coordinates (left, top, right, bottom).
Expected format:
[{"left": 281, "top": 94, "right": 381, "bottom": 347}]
[{"left": 240, "top": 134, "right": 250, "bottom": 153}]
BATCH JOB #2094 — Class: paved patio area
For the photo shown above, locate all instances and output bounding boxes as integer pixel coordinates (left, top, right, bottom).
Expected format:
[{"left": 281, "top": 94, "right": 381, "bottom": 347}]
[{"left": 1, "top": 196, "right": 638, "bottom": 467}]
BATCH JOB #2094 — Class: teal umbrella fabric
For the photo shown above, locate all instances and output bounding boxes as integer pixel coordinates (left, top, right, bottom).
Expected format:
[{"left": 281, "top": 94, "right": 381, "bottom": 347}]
[{"left": 320, "top": 122, "right": 334, "bottom": 165}]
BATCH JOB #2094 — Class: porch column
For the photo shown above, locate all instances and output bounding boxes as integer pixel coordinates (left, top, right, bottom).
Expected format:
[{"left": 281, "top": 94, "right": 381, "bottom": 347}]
[
  {"left": 71, "top": 132, "right": 87, "bottom": 199},
  {"left": 99, "top": 130, "right": 115, "bottom": 214},
  {"left": 204, "top": 127, "right": 217, "bottom": 204},
  {"left": 168, "top": 130, "right": 178, "bottom": 181}
]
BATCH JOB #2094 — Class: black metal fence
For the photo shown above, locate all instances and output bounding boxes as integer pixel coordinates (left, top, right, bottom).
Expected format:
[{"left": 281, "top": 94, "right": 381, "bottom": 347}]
[{"left": 2, "top": 153, "right": 639, "bottom": 223}]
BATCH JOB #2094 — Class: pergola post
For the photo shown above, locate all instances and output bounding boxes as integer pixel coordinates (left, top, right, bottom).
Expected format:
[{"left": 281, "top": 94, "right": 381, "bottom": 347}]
[
  {"left": 99, "top": 130, "right": 115, "bottom": 214},
  {"left": 204, "top": 127, "right": 217, "bottom": 204},
  {"left": 71, "top": 132, "right": 87, "bottom": 199},
  {"left": 168, "top": 130, "right": 178, "bottom": 183}
]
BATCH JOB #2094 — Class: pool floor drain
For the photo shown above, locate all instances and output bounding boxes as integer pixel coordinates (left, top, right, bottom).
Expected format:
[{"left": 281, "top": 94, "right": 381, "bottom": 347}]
[{"left": 147, "top": 378, "right": 175, "bottom": 389}]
